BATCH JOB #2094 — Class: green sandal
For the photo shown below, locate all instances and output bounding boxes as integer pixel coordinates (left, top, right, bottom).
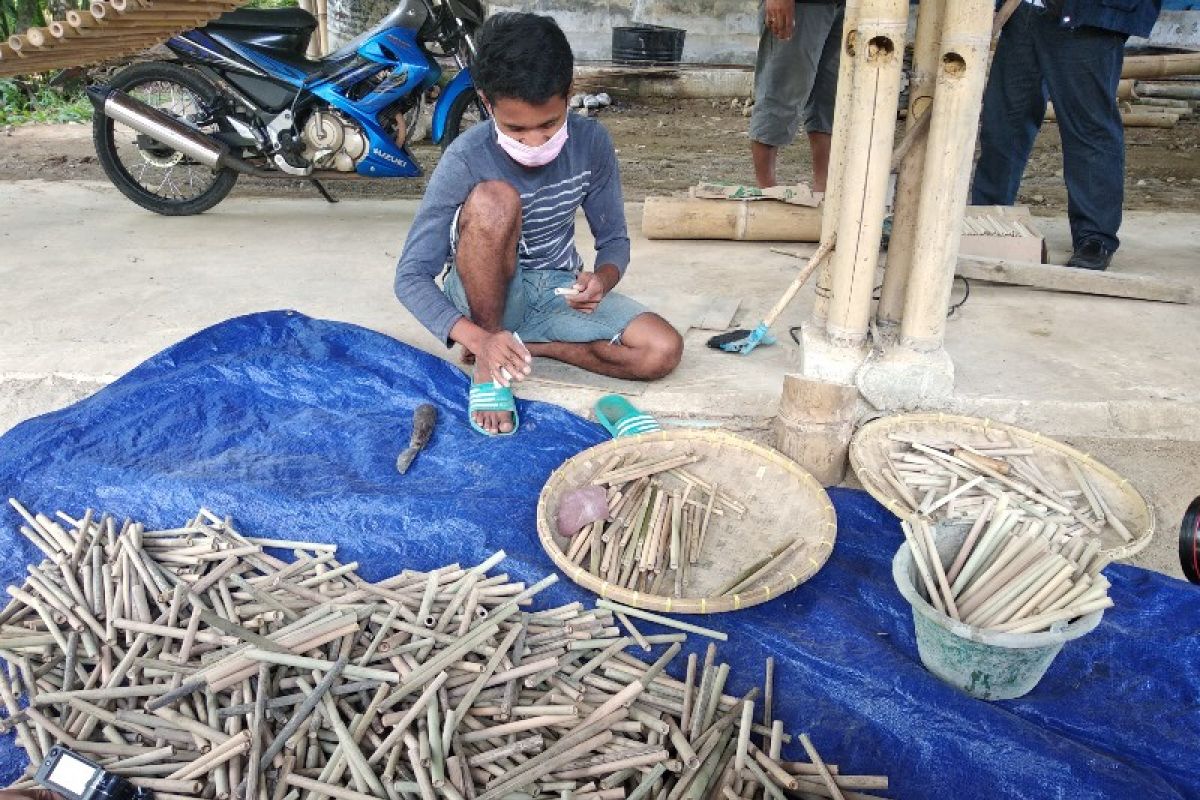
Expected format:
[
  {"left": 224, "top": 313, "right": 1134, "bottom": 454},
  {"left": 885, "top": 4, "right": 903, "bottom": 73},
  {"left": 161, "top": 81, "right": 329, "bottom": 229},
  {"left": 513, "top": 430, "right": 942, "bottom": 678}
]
[
  {"left": 595, "top": 394, "right": 660, "bottom": 439},
  {"left": 468, "top": 382, "right": 520, "bottom": 436}
]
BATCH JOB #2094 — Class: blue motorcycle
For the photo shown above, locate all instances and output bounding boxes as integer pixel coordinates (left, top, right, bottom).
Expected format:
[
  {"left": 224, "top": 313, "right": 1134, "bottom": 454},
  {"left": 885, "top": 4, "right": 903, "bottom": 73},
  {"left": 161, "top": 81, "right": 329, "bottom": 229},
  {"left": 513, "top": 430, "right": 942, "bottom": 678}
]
[{"left": 86, "top": 0, "right": 486, "bottom": 215}]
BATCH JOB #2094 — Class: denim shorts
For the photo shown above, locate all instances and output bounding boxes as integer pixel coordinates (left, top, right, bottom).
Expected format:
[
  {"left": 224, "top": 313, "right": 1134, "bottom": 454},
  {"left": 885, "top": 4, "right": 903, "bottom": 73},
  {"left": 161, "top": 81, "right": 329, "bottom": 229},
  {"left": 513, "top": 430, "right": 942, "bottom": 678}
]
[{"left": 443, "top": 266, "right": 648, "bottom": 345}]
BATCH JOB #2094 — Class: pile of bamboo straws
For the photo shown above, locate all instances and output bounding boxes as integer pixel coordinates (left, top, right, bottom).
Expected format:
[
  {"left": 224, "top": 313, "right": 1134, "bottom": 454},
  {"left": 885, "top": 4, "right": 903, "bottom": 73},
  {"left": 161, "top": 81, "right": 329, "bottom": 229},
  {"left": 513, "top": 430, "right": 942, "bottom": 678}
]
[
  {"left": 561, "top": 452, "right": 806, "bottom": 600},
  {"left": 1, "top": 499, "right": 889, "bottom": 800},
  {"left": 880, "top": 433, "right": 1134, "bottom": 544},
  {"left": 883, "top": 436, "right": 1117, "bottom": 632}
]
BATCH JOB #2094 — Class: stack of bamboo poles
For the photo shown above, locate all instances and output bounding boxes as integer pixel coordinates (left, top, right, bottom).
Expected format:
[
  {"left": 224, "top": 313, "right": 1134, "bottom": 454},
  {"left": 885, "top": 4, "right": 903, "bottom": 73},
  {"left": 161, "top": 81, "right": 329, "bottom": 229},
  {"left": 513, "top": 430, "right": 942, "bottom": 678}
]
[
  {"left": 0, "top": 0, "right": 246, "bottom": 78},
  {"left": 901, "top": 505, "right": 1113, "bottom": 633},
  {"left": 1045, "top": 76, "right": 1200, "bottom": 129},
  {"left": 880, "top": 434, "right": 1134, "bottom": 547},
  {"left": 562, "top": 452, "right": 777, "bottom": 600},
  {"left": 0, "top": 500, "right": 891, "bottom": 800}
]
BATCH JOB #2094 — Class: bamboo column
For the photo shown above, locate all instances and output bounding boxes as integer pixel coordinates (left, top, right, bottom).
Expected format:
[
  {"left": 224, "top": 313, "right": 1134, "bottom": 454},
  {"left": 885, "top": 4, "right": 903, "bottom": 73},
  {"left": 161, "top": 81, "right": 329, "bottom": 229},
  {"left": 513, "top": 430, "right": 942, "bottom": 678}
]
[
  {"left": 299, "top": 0, "right": 320, "bottom": 58},
  {"left": 314, "top": 0, "right": 327, "bottom": 56},
  {"left": 874, "top": 0, "right": 943, "bottom": 335},
  {"left": 822, "top": 0, "right": 908, "bottom": 346},
  {"left": 809, "top": 0, "right": 860, "bottom": 330},
  {"left": 898, "top": 0, "right": 992, "bottom": 351}
]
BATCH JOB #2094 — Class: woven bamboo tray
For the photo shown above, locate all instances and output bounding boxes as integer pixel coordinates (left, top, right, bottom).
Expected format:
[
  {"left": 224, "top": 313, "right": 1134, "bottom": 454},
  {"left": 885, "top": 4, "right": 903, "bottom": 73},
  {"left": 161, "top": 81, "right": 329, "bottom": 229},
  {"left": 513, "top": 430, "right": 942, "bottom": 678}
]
[
  {"left": 849, "top": 413, "right": 1154, "bottom": 561},
  {"left": 536, "top": 430, "right": 837, "bottom": 614}
]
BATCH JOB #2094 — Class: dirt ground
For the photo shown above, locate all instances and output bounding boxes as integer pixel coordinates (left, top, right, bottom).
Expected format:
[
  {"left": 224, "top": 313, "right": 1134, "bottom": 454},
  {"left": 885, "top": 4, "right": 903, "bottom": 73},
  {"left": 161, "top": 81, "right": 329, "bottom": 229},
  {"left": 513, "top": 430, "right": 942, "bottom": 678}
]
[{"left": 3, "top": 98, "right": 1199, "bottom": 211}]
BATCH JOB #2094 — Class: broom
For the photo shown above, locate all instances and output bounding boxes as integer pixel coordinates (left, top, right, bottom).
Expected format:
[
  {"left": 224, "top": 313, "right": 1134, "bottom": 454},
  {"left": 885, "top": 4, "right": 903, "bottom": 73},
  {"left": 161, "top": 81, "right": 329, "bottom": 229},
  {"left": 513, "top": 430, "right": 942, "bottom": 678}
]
[{"left": 706, "top": 236, "right": 835, "bottom": 355}]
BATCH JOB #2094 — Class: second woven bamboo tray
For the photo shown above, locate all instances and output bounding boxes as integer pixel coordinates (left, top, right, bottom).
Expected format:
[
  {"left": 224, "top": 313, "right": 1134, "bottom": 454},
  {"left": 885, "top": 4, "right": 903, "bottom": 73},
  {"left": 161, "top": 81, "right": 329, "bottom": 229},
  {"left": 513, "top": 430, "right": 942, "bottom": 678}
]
[
  {"left": 849, "top": 413, "right": 1154, "bottom": 561},
  {"left": 537, "top": 430, "right": 837, "bottom": 614}
]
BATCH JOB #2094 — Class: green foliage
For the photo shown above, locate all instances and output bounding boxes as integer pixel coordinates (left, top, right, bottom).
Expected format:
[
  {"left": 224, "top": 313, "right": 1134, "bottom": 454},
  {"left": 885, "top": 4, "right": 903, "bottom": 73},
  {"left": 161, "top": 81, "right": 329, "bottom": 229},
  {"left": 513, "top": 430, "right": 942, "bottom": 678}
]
[
  {"left": 0, "top": 77, "right": 92, "bottom": 125},
  {"left": 1, "top": 0, "right": 50, "bottom": 39},
  {"left": 246, "top": 0, "right": 299, "bottom": 8}
]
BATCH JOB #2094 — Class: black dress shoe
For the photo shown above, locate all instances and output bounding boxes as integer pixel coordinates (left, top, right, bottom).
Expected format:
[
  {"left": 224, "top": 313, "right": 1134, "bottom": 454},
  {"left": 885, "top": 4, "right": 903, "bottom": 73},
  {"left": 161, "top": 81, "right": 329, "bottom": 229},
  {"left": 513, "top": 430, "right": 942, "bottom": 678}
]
[{"left": 1066, "top": 240, "right": 1114, "bottom": 271}]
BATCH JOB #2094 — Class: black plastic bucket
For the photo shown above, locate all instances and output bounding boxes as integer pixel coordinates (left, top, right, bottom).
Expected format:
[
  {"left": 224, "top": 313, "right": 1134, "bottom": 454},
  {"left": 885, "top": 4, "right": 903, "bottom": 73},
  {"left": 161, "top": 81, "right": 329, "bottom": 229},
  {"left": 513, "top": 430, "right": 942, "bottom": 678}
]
[{"left": 611, "top": 24, "right": 686, "bottom": 66}]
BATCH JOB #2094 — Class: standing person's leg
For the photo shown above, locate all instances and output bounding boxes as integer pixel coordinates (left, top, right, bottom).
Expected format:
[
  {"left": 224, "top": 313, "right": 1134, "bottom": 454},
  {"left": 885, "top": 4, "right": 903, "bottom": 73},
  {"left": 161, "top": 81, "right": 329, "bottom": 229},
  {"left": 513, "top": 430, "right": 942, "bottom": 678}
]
[
  {"left": 971, "top": 3, "right": 1046, "bottom": 206},
  {"left": 1035, "top": 22, "right": 1126, "bottom": 268},
  {"left": 749, "top": 1, "right": 824, "bottom": 188},
  {"left": 802, "top": 3, "right": 843, "bottom": 193},
  {"left": 444, "top": 180, "right": 526, "bottom": 434}
]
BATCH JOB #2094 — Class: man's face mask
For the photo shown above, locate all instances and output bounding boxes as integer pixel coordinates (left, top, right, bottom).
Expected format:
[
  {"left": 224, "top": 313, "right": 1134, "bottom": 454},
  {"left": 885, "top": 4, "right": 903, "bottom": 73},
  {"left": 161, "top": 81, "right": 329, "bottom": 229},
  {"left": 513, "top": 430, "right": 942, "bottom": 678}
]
[{"left": 494, "top": 117, "right": 569, "bottom": 168}]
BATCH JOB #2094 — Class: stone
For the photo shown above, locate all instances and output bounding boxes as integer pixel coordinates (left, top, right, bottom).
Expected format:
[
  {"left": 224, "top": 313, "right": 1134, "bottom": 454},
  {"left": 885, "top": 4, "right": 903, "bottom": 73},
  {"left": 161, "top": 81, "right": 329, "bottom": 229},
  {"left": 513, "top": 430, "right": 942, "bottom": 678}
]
[{"left": 855, "top": 342, "right": 956, "bottom": 411}]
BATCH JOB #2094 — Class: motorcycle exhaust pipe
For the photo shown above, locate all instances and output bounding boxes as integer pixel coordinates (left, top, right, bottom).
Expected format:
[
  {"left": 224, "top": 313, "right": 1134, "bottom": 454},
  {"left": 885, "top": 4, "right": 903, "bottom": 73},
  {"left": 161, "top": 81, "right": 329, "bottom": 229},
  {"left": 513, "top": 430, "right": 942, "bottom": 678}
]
[{"left": 86, "top": 84, "right": 271, "bottom": 177}]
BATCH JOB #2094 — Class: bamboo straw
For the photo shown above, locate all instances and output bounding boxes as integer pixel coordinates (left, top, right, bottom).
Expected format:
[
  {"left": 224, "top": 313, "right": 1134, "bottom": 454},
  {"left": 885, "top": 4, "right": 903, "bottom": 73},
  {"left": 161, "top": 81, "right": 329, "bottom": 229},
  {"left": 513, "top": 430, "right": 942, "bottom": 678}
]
[{"left": 595, "top": 601, "right": 727, "bottom": 641}]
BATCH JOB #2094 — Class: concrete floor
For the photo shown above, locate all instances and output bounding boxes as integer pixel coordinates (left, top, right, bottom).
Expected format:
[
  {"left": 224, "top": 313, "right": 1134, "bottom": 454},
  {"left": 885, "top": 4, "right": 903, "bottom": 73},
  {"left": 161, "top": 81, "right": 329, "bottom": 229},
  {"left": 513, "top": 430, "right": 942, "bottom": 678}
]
[{"left": 1, "top": 179, "right": 1198, "bottom": 577}]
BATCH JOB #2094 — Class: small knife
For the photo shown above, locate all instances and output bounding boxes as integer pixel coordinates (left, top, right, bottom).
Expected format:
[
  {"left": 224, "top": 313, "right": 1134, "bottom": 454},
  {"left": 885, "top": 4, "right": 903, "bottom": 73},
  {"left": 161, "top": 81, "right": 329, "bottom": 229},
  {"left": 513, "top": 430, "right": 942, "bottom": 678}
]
[{"left": 396, "top": 403, "right": 437, "bottom": 475}]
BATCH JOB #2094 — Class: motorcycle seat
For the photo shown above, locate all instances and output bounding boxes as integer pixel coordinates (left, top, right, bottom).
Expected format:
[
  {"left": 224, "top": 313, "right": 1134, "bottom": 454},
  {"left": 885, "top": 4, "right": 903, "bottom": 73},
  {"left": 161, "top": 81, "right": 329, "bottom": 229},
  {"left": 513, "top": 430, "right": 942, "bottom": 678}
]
[{"left": 208, "top": 7, "right": 318, "bottom": 33}]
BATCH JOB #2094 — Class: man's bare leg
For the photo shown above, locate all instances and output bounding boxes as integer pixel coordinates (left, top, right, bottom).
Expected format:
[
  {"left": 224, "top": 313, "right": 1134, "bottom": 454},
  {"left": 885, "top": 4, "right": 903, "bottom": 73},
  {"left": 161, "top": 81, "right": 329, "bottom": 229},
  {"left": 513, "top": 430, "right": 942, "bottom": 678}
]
[
  {"left": 525, "top": 313, "right": 683, "bottom": 381},
  {"left": 808, "top": 131, "right": 832, "bottom": 193},
  {"left": 456, "top": 180, "right": 521, "bottom": 434},
  {"left": 752, "top": 140, "right": 779, "bottom": 188}
]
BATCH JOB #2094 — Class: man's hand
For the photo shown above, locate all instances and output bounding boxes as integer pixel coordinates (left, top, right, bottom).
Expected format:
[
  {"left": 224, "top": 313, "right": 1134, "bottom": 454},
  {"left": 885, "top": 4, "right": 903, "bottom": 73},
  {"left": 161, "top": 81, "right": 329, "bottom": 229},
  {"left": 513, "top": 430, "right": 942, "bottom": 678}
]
[
  {"left": 566, "top": 266, "right": 620, "bottom": 314},
  {"left": 765, "top": 0, "right": 795, "bottom": 40},
  {"left": 474, "top": 330, "right": 531, "bottom": 388},
  {"left": 0, "top": 790, "right": 60, "bottom": 800}
]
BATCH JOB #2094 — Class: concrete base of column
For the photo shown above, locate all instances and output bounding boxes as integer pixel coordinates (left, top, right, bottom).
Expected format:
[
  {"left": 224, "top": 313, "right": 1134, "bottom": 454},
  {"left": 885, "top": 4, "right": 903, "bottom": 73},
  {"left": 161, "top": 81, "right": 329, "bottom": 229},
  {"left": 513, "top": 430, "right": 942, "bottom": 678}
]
[
  {"left": 795, "top": 321, "right": 871, "bottom": 385},
  {"left": 856, "top": 341, "right": 955, "bottom": 410}
]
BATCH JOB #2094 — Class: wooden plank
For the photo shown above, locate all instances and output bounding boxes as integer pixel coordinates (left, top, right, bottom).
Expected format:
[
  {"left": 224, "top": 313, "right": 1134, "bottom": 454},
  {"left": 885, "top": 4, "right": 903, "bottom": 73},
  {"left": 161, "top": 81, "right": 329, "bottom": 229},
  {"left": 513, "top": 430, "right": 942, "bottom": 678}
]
[
  {"left": 956, "top": 255, "right": 1196, "bottom": 304},
  {"left": 771, "top": 248, "right": 1195, "bottom": 304}
]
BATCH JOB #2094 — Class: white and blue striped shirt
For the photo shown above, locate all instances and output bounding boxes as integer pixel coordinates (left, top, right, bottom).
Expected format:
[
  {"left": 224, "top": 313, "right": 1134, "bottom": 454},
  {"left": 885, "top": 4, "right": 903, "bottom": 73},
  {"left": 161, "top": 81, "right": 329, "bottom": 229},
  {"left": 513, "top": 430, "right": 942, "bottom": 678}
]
[{"left": 395, "top": 113, "right": 631, "bottom": 345}]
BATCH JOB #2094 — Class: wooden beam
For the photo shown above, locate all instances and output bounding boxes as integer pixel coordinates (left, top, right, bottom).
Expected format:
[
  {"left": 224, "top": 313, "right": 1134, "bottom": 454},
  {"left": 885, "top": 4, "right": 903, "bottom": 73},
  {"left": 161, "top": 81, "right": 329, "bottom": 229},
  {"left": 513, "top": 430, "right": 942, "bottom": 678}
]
[
  {"left": 772, "top": 248, "right": 1196, "bottom": 305},
  {"left": 956, "top": 255, "right": 1196, "bottom": 304}
]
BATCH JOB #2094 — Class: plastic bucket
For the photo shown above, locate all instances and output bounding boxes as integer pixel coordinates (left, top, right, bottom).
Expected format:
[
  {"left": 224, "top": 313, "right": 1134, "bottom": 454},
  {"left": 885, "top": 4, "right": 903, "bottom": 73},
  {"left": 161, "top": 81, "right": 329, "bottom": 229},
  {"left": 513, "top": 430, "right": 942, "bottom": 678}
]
[
  {"left": 612, "top": 24, "right": 686, "bottom": 66},
  {"left": 892, "top": 524, "right": 1106, "bottom": 700}
]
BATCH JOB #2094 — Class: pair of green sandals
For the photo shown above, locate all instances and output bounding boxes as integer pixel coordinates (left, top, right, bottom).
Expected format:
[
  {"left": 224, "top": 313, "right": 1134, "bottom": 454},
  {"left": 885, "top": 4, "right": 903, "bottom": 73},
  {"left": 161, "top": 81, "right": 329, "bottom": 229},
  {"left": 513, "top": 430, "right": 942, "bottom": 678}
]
[{"left": 469, "top": 383, "right": 659, "bottom": 439}]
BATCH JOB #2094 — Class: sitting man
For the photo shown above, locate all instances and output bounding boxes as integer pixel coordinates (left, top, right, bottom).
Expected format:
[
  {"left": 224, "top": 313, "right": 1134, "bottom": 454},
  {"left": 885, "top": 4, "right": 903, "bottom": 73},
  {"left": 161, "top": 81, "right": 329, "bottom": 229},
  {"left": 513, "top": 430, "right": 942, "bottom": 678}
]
[{"left": 394, "top": 12, "right": 683, "bottom": 436}]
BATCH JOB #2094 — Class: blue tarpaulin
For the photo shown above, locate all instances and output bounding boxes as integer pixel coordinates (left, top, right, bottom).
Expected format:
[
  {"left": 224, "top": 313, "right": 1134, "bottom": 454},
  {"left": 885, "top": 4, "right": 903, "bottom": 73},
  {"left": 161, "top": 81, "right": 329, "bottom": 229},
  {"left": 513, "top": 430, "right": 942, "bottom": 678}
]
[{"left": 0, "top": 311, "right": 1196, "bottom": 798}]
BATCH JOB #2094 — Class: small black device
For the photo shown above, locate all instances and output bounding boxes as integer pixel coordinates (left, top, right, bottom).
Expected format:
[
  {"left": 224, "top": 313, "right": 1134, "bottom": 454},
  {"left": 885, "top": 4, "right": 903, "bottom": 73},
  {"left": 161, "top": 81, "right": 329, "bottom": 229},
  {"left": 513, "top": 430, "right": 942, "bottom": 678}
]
[{"left": 34, "top": 746, "right": 152, "bottom": 800}]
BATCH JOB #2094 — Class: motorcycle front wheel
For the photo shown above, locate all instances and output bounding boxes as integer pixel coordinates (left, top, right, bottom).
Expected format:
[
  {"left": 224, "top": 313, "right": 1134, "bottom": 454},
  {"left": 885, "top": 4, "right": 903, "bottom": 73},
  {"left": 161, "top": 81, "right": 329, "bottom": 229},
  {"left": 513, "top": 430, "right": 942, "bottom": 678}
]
[
  {"left": 441, "top": 88, "right": 487, "bottom": 151},
  {"left": 94, "top": 61, "right": 239, "bottom": 216}
]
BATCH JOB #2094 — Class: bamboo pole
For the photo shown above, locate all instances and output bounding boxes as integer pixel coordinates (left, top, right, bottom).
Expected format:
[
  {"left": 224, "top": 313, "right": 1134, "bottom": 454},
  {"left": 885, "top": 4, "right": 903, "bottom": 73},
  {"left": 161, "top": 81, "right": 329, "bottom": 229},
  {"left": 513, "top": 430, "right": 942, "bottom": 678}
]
[
  {"left": 875, "top": 0, "right": 943, "bottom": 331},
  {"left": 823, "top": 0, "right": 908, "bottom": 346},
  {"left": 898, "top": 0, "right": 993, "bottom": 350},
  {"left": 313, "top": 0, "right": 327, "bottom": 56},
  {"left": 1120, "top": 53, "right": 1200, "bottom": 80},
  {"left": 812, "top": 0, "right": 862, "bottom": 328}
]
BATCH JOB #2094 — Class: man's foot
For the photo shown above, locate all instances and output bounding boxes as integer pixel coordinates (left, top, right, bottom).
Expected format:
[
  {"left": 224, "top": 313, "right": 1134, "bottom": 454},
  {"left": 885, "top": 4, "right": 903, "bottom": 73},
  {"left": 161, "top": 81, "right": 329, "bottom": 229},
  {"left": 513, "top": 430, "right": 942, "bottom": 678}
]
[
  {"left": 1066, "top": 240, "right": 1114, "bottom": 271},
  {"left": 471, "top": 372, "right": 515, "bottom": 434}
]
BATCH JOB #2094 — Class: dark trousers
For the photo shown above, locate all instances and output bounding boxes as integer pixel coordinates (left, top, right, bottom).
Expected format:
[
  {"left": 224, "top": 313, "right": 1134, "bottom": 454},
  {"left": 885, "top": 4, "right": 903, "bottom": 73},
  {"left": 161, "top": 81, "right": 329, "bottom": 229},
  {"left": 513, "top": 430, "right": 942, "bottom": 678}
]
[{"left": 972, "top": 3, "right": 1127, "bottom": 251}]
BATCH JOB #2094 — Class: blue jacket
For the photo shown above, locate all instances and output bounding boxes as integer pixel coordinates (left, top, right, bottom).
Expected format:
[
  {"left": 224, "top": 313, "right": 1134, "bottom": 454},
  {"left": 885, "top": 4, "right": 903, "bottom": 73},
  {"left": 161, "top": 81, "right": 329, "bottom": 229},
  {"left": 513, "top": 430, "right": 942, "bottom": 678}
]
[{"left": 1057, "top": 0, "right": 1164, "bottom": 39}]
